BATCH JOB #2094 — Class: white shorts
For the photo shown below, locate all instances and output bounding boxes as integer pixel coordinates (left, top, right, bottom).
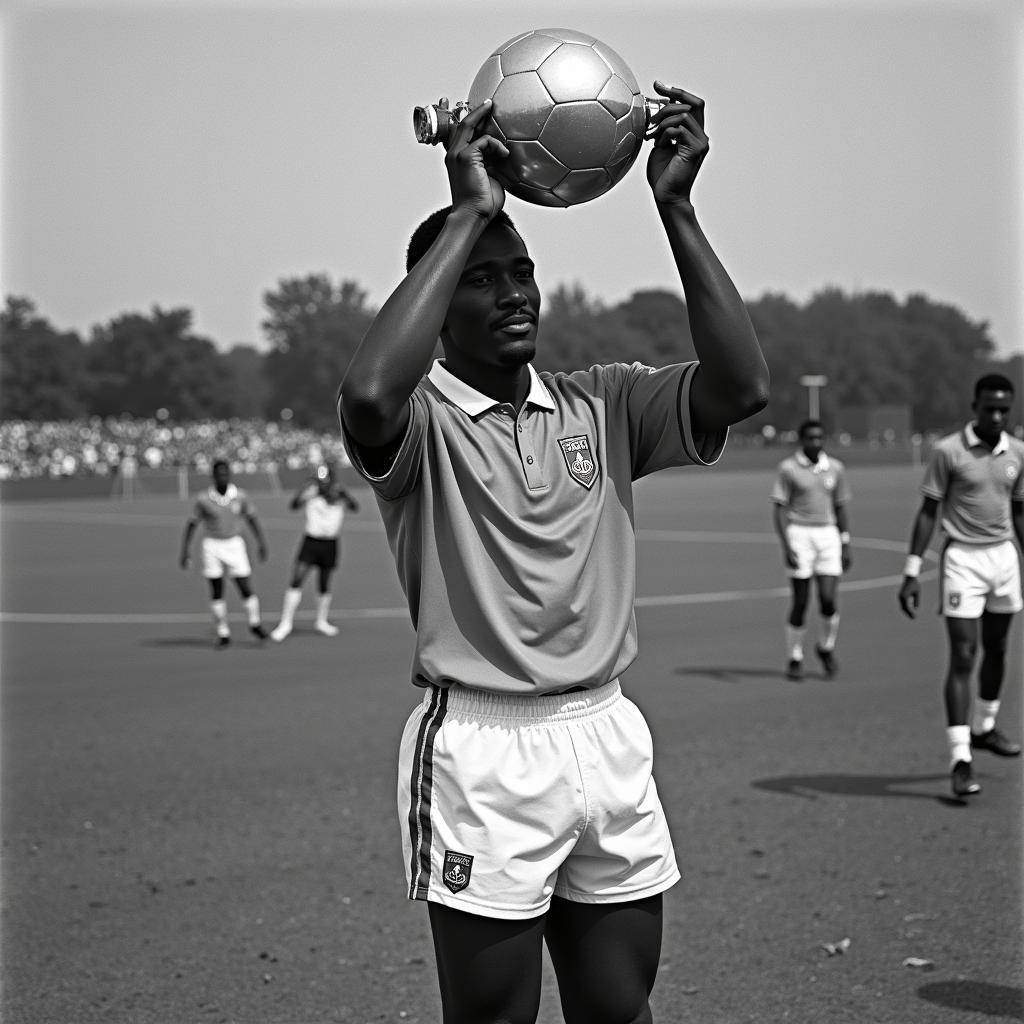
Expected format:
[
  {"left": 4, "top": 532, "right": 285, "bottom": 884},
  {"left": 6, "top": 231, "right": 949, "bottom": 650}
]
[
  {"left": 786, "top": 523, "right": 842, "bottom": 579},
  {"left": 398, "top": 679, "right": 680, "bottom": 921},
  {"left": 941, "top": 540, "right": 1023, "bottom": 618},
  {"left": 201, "top": 535, "right": 252, "bottom": 579}
]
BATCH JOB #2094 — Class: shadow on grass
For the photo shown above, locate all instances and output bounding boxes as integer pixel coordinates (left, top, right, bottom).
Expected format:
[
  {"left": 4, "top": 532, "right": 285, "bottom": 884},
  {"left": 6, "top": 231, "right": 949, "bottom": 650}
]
[
  {"left": 918, "top": 979, "right": 1023, "bottom": 1020},
  {"left": 675, "top": 665, "right": 808, "bottom": 684},
  {"left": 141, "top": 636, "right": 269, "bottom": 649},
  {"left": 752, "top": 772, "right": 972, "bottom": 806}
]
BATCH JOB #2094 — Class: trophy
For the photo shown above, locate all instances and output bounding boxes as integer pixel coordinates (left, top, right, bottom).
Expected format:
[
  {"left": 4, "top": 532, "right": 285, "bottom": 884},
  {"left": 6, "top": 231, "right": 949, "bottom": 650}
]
[{"left": 412, "top": 28, "right": 666, "bottom": 207}]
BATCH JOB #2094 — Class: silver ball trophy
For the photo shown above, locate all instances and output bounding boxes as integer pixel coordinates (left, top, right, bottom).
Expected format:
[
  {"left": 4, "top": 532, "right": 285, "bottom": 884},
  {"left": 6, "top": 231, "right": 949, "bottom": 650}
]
[{"left": 412, "top": 28, "right": 666, "bottom": 208}]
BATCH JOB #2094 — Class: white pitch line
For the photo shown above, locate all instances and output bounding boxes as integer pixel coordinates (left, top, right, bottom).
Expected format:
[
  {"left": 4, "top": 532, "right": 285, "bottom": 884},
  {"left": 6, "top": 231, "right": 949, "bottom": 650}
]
[{"left": 0, "top": 530, "right": 937, "bottom": 624}]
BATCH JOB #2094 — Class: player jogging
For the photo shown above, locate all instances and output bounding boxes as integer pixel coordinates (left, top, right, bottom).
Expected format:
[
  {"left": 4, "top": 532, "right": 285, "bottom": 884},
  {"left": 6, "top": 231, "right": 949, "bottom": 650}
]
[
  {"left": 179, "top": 459, "right": 269, "bottom": 647},
  {"left": 338, "top": 85, "right": 769, "bottom": 1022},
  {"left": 270, "top": 464, "right": 359, "bottom": 641},
  {"left": 898, "top": 373, "right": 1024, "bottom": 798},
  {"left": 771, "top": 419, "right": 852, "bottom": 680}
]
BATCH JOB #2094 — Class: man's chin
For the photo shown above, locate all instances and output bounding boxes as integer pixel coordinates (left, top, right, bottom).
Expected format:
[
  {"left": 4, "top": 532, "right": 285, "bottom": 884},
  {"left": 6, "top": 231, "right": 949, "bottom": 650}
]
[{"left": 497, "top": 340, "right": 536, "bottom": 367}]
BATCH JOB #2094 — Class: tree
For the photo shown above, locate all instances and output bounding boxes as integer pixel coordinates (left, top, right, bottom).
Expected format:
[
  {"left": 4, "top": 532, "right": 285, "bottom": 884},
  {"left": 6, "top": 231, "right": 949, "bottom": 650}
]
[
  {"left": 0, "top": 296, "right": 88, "bottom": 419},
  {"left": 261, "top": 275, "right": 376, "bottom": 430},
  {"left": 222, "top": 344, "right": 271, "bottom": 418},
  {"left": 86, "top": 306, "right": 232, "bottom": 419}
]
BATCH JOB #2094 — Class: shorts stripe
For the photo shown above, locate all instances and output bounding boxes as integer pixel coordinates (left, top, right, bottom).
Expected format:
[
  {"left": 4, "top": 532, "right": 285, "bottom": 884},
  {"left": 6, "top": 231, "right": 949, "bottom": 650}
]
[{"left": 407, "top": 686, "right": 448, "bottom": 900}]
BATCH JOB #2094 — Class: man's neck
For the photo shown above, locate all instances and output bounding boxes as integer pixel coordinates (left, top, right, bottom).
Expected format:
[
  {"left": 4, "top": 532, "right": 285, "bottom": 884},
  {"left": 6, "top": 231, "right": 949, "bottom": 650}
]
[{"left": 444, "top": 360, "right": 531, "bottom": 411}]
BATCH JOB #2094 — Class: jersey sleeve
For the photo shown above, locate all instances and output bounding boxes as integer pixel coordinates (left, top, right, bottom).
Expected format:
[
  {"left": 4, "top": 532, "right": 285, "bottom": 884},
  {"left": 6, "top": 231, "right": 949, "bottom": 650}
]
[
  {"left": 340, "top": 388, "right": 428, "bottom": 500},
  {"left": 920, "top": 444, "right": 950, "bottom": 500},
  {"left": 769, "top": 464, "right": 791, "bottom": 506},
  {"left": 602, "top": 361, "right": 728, "bottom": 477}
]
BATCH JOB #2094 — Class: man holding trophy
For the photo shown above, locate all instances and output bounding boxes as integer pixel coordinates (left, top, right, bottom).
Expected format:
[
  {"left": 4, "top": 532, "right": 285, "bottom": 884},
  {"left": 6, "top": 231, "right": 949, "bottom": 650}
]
[{"left": 339, "top": 62, "right": 769, "bottom": 1024}]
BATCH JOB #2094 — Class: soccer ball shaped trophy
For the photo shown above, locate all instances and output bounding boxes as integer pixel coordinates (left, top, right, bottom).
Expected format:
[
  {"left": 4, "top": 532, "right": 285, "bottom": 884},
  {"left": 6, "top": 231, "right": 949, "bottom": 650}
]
[{"left": 412, "top": 28, "right": 664, "bottom": 208}]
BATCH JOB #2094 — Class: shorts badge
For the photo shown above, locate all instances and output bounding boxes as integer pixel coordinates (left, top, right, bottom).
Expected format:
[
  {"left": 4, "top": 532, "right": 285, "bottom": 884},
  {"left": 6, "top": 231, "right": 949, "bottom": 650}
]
[
  {"left": 558, "top": 435, "right": 598, "bottom": 490},
  {"left": 948, "top": 592, "right": 961, "bottom": 610},
  {"left": 442, "top": 851, "right": 473, "bottom": 894}
]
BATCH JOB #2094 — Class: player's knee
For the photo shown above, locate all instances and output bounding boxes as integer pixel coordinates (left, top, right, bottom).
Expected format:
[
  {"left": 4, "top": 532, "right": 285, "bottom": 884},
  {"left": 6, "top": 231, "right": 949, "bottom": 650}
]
[
  {"left": 949, "top": 638, "right": 978, "bottom": 669},
  {"left": 819, "top": 598, "right": 837, "bottom": 617},
  {"left": 560, "top": 982, "right": 652, "bottom": 1024}
]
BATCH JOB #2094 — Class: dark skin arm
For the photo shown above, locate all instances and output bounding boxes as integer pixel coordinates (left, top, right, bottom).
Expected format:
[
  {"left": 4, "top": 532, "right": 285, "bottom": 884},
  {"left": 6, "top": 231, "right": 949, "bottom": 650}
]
[
  {"left": 898, "top": 496, "right": 939, "bottom": 619},
  {"left": 646, "top": 82, "right": 769, "bottom": 432},
  {"left": 179, "top": 517, "right": 198, "bottom": 569},
  {"left": 245, "top": 513, "right": 269, "bottom": 563},
  {"left": 289, "top": 482, "right": 317, "bottom": 510},
  {"left": 772, "top": 503, "right": 798, "bottom": 569},
  {"left": 835, "top": 501, "right": 852, "bottom": 571},
  {"left": 338, "top": 99, "right": 508, "bottom": 453}
]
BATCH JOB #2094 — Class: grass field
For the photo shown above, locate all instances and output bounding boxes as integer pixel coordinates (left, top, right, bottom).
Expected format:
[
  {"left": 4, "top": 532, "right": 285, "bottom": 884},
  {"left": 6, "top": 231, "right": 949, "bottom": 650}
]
[{"left": 1, "top": 464, "right": 1021, "bottom": 1023}]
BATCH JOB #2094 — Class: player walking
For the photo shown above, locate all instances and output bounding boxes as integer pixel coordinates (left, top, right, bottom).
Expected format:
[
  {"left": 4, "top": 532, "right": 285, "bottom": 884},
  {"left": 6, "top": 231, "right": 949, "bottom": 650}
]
[
  {"left": 898, "top": 373, "right": 1024, "bottom": 798},
  {"left": 771, "top": 420, "right": 852, "bottom": 679},
  {"left": 338, "top": 85, "right": 769, "bottom": 1022},
  {"left": 270, "top": 464, "right": 359, "bottom": 641},
  {"left": 179, "top": 459, "right": 269, "bottom": 647}
]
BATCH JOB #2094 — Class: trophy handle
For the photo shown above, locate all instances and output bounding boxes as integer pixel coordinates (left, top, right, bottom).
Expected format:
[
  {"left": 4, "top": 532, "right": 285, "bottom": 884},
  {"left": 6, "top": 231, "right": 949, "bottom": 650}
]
[
  {"left": 412, "top": 96, "right": 667, "bottom": 145},
  {"left": 412, "top": 101, "right": 471, "bottom": 145}
]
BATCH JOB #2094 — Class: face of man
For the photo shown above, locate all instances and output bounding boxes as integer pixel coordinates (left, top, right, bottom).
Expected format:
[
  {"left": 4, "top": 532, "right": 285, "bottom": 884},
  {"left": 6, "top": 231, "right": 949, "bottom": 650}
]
[
  {"left": 800, "top": 426, "right": 825, "bottom": 462},
  {"left": 440, "top": 222, "right": 541, "bottom": 375},
  {"left": 212, "top": 462, "right": 231, "bottom": 492},
  {"left": 972, "top": 388, "right": 1014, "bottom": 444}
]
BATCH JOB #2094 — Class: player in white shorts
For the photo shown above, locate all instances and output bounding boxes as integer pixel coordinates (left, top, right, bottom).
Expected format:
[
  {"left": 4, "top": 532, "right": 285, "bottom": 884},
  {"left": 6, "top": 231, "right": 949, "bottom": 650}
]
[
  {"left": 338, "top": 87, "right": 769, "bottom": 1022},
  {"left": 179, "top": 459, "right": 269, "bottom": 647},
  {"left": 771, "top": 420, "right": 852, "bottom": 680},
  {"left": 270, "top": 464, "right": 359, "bottom": 641},
  {"left": 899, "top": 374, "right": 1024, "bottom": 798}
]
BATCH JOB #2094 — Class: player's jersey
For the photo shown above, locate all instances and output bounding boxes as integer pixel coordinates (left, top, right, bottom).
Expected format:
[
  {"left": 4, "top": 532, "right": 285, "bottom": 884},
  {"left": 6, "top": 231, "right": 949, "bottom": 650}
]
[
  {"left": 192, "top": 484, "right": 253, "bottom": 539},
  {"left": 303, "top": 491, "right": 345, "bottom": 539},
  {"left": 342, "top": 359, "right": 727, "bottom": 696},
  {"left": 921, "top": 424, "right": 1024, "bottom": 543},
  {"left": 770, "top": 451, "right": 850, "bottom": 526}
]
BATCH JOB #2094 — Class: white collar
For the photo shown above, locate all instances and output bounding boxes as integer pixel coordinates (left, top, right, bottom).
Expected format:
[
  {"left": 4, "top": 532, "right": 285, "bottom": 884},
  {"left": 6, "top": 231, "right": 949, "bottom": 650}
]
[
  {"left": 965, "top": 422, "right": 1009, "bottom": 455},
  {"left": 208, "top": 483, "right": 238, "bottom": 504},
  {"left": 426, "top": 359, "right": 556, "bottom": 416},
  {"left": 795, "top": 449, "right": 831, "bottom": 473}
]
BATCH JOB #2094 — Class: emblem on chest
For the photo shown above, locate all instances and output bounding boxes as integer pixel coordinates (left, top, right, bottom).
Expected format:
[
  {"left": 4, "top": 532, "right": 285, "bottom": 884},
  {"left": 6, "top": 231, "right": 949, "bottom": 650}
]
[{"left": 558, "top": 435, "right": 598, "bottom": 490}]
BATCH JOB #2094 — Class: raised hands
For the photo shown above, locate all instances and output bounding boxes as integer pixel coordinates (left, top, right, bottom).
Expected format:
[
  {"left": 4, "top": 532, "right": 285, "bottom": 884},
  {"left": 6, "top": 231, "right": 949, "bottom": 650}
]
[
  {"left": 645, "top": 81, "right": 709, "bottom": 206},
  {"left": 439, "top": 97, "right": 509, "bottom": 222}
]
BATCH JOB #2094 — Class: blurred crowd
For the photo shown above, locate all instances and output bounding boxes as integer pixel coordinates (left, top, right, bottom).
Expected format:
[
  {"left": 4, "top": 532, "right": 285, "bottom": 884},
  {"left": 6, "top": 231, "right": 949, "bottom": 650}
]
[{"left": 0, "top": 417, "right": 350, "bottom": 481}]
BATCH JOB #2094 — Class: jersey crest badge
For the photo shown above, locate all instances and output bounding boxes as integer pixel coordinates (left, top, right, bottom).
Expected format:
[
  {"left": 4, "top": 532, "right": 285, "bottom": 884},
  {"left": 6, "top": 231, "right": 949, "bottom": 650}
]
[
  {"left": 442, "top": 851, "right": 473, "bottom": 894},
  {"left": 1007, "top": 464, "right": 1018, "bottom": 480},
  {"left": 558, "top": 435, "right": 598, "bottom": 490}
]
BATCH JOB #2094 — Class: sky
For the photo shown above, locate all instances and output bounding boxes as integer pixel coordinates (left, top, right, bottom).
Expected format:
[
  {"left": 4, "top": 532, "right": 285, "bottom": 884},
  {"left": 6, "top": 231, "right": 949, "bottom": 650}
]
[{"left": 2, "top": 0, "right": 1022, "bottom": 357}]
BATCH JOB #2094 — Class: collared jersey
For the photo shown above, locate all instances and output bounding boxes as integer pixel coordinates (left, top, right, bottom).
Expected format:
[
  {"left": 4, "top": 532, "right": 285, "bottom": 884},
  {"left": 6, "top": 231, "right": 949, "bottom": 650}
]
[
  {"left": 921, "top": 423, "right": 1024, "bottom": 543},
  {"left": 770, "top": 451, "right": 850, "bottom": 526},
  {"left": 192, "top": 483, "right": 254, "bottom": 539},
  {"left": 342, "top": 359, "right": 727, "bottom": 695}
]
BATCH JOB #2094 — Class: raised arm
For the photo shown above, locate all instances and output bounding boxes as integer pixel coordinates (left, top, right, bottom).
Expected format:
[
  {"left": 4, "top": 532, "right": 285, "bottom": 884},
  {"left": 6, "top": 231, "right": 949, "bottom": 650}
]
[
  {"left": 645, "top": 82, "right": 769, "bottom": 434},
  {"left": 339, "top": 99, "right": 509, "bottom": 451}
]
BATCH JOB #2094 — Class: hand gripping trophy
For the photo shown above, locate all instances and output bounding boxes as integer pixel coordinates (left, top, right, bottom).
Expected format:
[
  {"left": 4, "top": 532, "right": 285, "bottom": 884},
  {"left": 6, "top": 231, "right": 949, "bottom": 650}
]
[{"left": 412, "top": 28, "right": 667, "bottom": 207}]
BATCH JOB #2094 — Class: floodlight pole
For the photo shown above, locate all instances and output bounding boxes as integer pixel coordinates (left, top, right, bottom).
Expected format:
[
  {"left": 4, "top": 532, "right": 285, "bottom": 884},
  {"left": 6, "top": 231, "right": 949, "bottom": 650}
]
[{"left": 799, "top": 375, "right": 828, "bottom": 421}]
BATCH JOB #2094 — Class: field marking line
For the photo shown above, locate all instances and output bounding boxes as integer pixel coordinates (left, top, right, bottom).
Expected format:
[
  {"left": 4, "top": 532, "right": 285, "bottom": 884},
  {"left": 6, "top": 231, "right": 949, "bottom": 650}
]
[{"left": 0, "top": 530, "right": 937, "bottom": 624}]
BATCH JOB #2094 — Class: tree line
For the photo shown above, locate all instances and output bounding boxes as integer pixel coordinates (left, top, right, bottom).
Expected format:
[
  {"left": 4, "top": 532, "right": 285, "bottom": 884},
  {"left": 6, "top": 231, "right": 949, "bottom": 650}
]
[{"left": 2, "top": 281, "right": 1020, "bottom": 435}]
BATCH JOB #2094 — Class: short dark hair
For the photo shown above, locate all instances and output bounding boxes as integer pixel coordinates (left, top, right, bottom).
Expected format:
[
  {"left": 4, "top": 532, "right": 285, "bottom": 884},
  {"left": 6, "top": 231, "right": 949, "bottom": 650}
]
[
  {"left": 406, "top": 206, "right": 520, "bottom": 273},
  {"left": 212, "top": 458, "right": 229, "bottom": 474},
  {"left": 797, "top": 419, "right": 824, "bottom": 438},
  {"left": 974, "top": 373, "right": 1015, "bottom": 400}
]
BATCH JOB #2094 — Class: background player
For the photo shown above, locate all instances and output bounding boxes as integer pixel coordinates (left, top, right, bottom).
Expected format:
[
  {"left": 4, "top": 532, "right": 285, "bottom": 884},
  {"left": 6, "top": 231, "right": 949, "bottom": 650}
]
[
  {"left": 771, "top": 419, "right": 852, "bottom": 680},
  {"left": 898, "top": 373, "right": 1024, "bottom": 798},
  {"left": 338, "top": 85, "right": 768, "bottom": 1023},
  {"left": 270, "top": 464, "right": 359, "bottom": 641},
  {"left": 179, "top": 459, "right": 269, "bottom": 647}
]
